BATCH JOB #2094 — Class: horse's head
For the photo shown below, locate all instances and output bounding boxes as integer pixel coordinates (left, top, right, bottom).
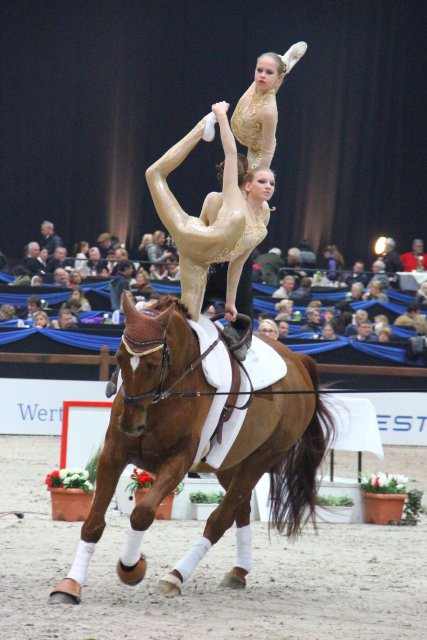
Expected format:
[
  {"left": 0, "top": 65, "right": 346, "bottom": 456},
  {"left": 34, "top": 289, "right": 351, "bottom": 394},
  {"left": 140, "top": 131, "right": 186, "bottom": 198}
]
[{"left": 116, "top": 292, "right": 176, "bottom": 437}]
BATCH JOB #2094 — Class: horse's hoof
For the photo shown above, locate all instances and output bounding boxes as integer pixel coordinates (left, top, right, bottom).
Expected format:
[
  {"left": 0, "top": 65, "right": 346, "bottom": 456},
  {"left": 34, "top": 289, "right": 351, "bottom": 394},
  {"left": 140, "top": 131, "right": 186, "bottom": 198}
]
[
  {"left": 49, "top": 578, "right": 81, "bottom": 604},
  {"left": 157, "top": 573, "right": 182, "bottom": 597},
  {"left": 220, "top": 568, "right": 247, "bottom": 590},
  {"left": 116, "top": 555, "right": 147, "bottom": 586}
]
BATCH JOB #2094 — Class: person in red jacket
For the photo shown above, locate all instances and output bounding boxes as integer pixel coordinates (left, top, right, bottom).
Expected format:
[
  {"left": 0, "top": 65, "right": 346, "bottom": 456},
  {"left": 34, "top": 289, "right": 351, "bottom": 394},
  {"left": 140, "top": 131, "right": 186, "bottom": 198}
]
[{"left": 400, "top": 239, "right": 427, "bottom": 271}]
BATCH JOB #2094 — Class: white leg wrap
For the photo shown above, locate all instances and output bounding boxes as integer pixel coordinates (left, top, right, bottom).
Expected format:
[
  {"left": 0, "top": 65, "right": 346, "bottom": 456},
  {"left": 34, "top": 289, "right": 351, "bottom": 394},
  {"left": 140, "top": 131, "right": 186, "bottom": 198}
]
[
  {"left": 173, "top": 536, "right": 212, "bottom": 583},
  {"left": 67, "top": 540, "right": 96, "bottom": 585},
  {"left": 120, "top": 527, "right": 146, "bottom": 567},
  {"left": 235, "top": 525, "right": 253, "bottom": 572}
]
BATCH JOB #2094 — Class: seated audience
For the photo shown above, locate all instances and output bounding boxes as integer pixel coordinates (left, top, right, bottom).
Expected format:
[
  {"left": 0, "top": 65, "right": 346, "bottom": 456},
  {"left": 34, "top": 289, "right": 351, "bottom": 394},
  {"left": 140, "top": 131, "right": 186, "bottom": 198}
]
[
  {"left": 323, "top": 307, "right": 336, "bottom": 327},
  {"left": 69, "top": 270, "right": 84, "bottom": 287},
  {"left": 393, "top": 304, "right": 421, "bottom": 328},
  {"left": 366, "top": 260, "right": 389, "bottom": 289},
  {"left": 277, "top": 319, "right": 289, "bottom": 341},
  {"left": 320, "top": 323, "right": 337, "bottom": 341},
  {"left": 334, "top": 310, "right": 354, "bottom": 336},
  {"left": 255, "top": 248, "right": 284, "bottom": 286},
  {"left": 280, "top": 247, "right": 306, "bottom": 284},
  {"left": 51, "top": 308, "right": 79, "bottom": 330},
  {"left": 297, "top": 239, "right": 317, "bottom": 269},
  {"left": 87, "top": 247, "right": 108, "bottom": 275},
  {"left": 400, "top": 238, "right": 427, "bottom": 272},
  {"left": 33, "top": 311, "right": 51, "bottom": 328},
  {"left": 131, "top": 268, "right": 155, "bottom": 300},
  {"left": 149, "top": 255, "right": 180, "bottom": 282},
  {"left": 414, "top": 315, "right": 427, "bottom": 336},
  {"left": 322, "top": 244, "right": 345, "bottom": 281},
  {"left": 31, "top": 275, "right": 44, "bottom": 286},
  {"left": 23, "top": 242, "right": 48, "bottom": 275},
  {"left": 47, "top": 246, "right": 73, "bottom": 272},
  {"left": 413, "top": 282, "right": 427, "bottom": 310},
  {"left": 24, "top": 295, "right": 43, "bottom": 320},
  {"left": 62, "top": 286, "right": 91, "bottom": 312},
  {"left": 110, "top": 260, "right": 134, "bottom": 311},
  {"left": 97, "top": 232, "right": 114, "bottom": 259},
  {"left": 349, "top": 320, "right": 378, "bottom": 342},
  {"left": 138, "top": 233, "right": 154, "bottom": 266},
  {"left": 345, "top": 309, "right": 370, "bottom": 337},
  {"left": 300, "top": 307, "right": 322, "bottom": 334},
  {"left": 376, "top": 325, "right": 393, "bottom": 342},
  {"left": 73, "top": 240, "right": 90, "bottom": 276},
  {"left": 53, "top": 268, "right": 71, "bottom": 287},
  {"left": 257, "top": 318, "right": 279, "bottom": 340},
  {"left": 10, "top": 266, "right": 31, "bottom": 286},
  {"left": 290, "top": 276, "right": 312, "bottom": 301},
  {"left": 363, "top": 280, "right": 389, "bottom": 301},
  {"left": 343, "top": 260, "right": 368, "bottom": 287},
  {"left": 381, "top": 237, "right": 403, "bottom": 274},
  {"left": 147, "top": 230, "right": 173, "bottom": 276},
  {"left": 346, "top": 282, "right": 365, "bottom": 303},
  {"left": 272, "top": 275, "right": 296, "bottom": 299},
  {"left": 0, "top": 304, "right": 16, "bottom": 321}
]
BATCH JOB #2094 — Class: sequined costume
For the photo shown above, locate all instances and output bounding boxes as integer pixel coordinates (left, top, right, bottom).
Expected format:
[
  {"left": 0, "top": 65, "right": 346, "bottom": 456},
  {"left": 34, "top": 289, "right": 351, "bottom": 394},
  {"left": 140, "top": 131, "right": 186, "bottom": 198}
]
[
  {"left": 145, "top": 116, "right": 270, "bottom": 320},
  {"left": 231, "top": 82, "right": 278, "bottom": 170}
]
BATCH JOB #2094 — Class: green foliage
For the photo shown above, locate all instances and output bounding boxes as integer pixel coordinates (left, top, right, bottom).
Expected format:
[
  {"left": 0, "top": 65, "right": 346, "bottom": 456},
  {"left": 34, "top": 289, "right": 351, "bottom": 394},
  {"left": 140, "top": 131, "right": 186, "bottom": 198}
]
[
  {"left": 401, "top": 489, "right": 427, "bottom": 526},
  {"left": 316, "top": 494, "right": 354, "bottom": 507},
  {"left": 189, "top": 490, "right": 224, "bottom": 504}
]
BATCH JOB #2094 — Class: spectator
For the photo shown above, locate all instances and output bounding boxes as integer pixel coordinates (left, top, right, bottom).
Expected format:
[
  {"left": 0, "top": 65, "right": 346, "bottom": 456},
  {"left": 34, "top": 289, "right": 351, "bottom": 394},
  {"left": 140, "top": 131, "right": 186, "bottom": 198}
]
[
  {"left": 87, "top": 247, "right": 108, "bottom": 276},
  {"left": 277, "top": 319, "right": 289, "bottom": 341},
  {"left": 320, "top": 323, "right": 337, "bottom": 341},
  {"left": 363, "top": 280, "right": 389, "bottom": 301},
  {"left": 51, "top": 309, "right": 78, "bottom": 330},
  {"left": 322, "top": 244, "right": 345, "bottom": 281},
  {"left": 110, "top": 260, "right": 134, "bottom": 311},
  {"left": 73, "top": 240, "right": 90, "bottom": 275},
  {"left": 33, "top": 311, "right": 50, "bottom": 328},
  {"left": 376, "top": 325, "right": 393, "bottom": 342},
  {"left": 343, "top": 260, "right": 368, "bottom": 287},
  {"left": 69, "top": 270, "right": 83, "bottom": 287},
  {"left": 367, "top": 260, "right": 389, "bottom": 289},
  {"left": 381, "top": 238, "right": 403, "bottom": 274},
  {"left": 413, "top": 282, "right": 427, "bottom": 311},
  {"left": 274, "top": 299, "right": 294, "bottom": 320},
  {"left": 281, "top": 247, "right": 306, "bottom": 283},
  {"left": 374, "top": 314, "right": 390, "bottom": 333},
  {"left": 40, "top": 220, "right": 64, "bottom": 255},
  {"left": 393, "top": 304, "right": 420, "bottom": 328},
  {"left": 257, "top": 318, "right": 279, "bottom": 340},
  {"left": 31, "top": 275, "right": 44, "bottom": 286},
  {"left": 149, "top": 254, "right": 180, "bottom": 282},
  {"left": 24, "top": 295, "right": 43, "bottom": 320},
  {"left": 400, "top": 239, "right": 427, "bottom": 272},
  {"left": 147, "top": 230, "right": 173, "bottom": 275},
  {"left": 254, "top": 248, "right": 284, "bottom": 286},
  {"left": 349, "top": 320, "right": 378, "bottom": 342},
  {"left": 290, "top": 276, "right": 312, "bottom": 301},
  {"left": 131, "top": 268, "right": 155, "bottom": 300},
  {"left": 10, "top": 265, "right": 31, "bottom": 286},
  {"left": 138, "top": 233, "right": 154, "bottom": 266},
  {"left": 334, "top": 310, "right": 354, "bottom": 336},
  {"left": 0, "top": 304, "right": 16, "bottom": 321},
  {"left": 63, "top": 286, "right": 91, "bottom": 312},
  {"left": 297, "top": 239, "right": 317, "bottom": 269},
  {"left": 23, "top": 242, "right": 47, "bottom": 275},
  {"left": 97, "top": 232, "right": 114, "bottom": 259},
  {"left": 414, "top": 315, "right": 427, "bottom": 336},
  {"left": 53, "top": 268, "right": 71, "bottom": 287},
  {"left": 345, "top": 309, "right": 370, "bottom": 337},
  {"left": 300, "top": 307, "right": 322, "bottom": 334},
  {"left": 272, "top": 275, "right": 295, "bottom": 299},
  {"left": 47, "top": 246, "right": 73, "bottom": 272}
]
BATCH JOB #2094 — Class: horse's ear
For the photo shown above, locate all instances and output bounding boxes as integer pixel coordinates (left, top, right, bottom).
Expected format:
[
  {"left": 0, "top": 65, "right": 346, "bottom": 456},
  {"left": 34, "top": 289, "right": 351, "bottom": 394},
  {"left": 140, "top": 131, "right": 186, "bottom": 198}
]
[
  {"left": 122, "top": 291, "right": 138, "bottom": 321},
  {"left": 156, "top": 302, "right": 176, "bottom": 331}
]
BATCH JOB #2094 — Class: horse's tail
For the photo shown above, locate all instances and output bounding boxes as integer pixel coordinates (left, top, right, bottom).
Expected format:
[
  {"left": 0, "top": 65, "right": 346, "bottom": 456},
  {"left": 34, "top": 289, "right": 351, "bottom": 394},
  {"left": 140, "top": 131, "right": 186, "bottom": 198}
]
[{"left": 269, "top": 353, "right": 335, "bottom": 539}]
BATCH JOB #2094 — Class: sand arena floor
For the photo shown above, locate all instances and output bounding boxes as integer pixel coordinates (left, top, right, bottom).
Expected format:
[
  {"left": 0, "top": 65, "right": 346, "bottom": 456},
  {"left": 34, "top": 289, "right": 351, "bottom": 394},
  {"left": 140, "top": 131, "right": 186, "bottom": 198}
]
[{"left": 0, "top": 435, "right": 426, "bottom": 640}]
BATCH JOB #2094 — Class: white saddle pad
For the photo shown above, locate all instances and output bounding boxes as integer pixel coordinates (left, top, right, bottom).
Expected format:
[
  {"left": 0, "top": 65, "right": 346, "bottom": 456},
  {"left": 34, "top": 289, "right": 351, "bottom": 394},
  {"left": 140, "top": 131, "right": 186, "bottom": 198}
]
[{"left": 189, "top": 315, "right": 287, "bottom": 469}]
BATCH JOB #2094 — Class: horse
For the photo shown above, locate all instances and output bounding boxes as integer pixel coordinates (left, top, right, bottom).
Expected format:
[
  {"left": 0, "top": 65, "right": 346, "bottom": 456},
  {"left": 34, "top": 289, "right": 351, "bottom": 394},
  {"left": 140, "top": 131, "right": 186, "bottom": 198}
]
[{"left": 50, "top": 292, "right": 334, "bottom": 604}]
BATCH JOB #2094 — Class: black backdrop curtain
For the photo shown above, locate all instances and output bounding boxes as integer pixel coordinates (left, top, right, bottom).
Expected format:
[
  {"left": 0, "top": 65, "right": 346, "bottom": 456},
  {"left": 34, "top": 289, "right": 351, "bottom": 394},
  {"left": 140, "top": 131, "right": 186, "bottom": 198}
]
[{"left": 1, "top": 0, "right": 426, "bottom": 266}]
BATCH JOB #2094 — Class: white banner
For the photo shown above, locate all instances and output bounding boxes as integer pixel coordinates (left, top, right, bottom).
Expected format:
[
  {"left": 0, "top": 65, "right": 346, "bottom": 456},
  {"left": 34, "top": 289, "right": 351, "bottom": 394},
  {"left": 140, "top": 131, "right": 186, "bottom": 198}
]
[
  {"left": 365, "top": 392, "right": 427, "bottom": 446},
  {"left": 0, "top": 379, "right": 108, "bottom": 435}
]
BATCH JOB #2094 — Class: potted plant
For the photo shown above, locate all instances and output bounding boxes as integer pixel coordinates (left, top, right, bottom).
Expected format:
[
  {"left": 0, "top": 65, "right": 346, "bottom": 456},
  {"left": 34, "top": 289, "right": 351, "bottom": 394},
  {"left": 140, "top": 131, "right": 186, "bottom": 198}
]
[
  {"left": 315, "top": 494, "right": 354, "bottom": 524},
  {"left": 126, "top": 467, "right": 183, "bottom": 520},
  {"left": 45, "top": 468, "right": 94, "bottom": 521},
  {"left": 360, "top": 472, "right": 408, "bottom": 525},
  {"left": 189, "top": 490, "right": 225, "bottom": 520}
]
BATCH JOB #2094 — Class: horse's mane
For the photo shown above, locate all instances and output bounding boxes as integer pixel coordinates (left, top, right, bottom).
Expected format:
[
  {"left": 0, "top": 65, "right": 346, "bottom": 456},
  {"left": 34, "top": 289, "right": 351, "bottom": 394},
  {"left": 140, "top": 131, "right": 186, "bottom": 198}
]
[{"left": 152, "top": 295, "right": 192, "bottom": 319}]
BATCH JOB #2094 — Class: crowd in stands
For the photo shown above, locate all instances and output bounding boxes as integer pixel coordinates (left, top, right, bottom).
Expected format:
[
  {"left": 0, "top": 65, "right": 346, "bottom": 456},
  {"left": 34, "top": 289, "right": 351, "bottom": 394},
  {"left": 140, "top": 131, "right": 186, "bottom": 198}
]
[{"left": 0, "top": 222, "right": 426, "bottom": 363}]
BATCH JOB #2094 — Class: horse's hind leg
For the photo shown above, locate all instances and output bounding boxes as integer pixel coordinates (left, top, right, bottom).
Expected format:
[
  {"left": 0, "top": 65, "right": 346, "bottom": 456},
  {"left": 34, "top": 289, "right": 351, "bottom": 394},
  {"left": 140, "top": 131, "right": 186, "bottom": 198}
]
[{"left": 50, "top": 442, "right": 126, "bottom": 605}]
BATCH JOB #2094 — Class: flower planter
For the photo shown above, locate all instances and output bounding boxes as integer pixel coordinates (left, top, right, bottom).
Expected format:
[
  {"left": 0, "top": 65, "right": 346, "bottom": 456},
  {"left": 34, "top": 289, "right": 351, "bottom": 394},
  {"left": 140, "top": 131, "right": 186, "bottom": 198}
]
[
  {"left": 363, "top": 492, "right": 408, "bottom": 525},
  {"left": 190, "top": 503, "right": 218, "bottom": 521},
  {"left": 134, "top": 488, "right": 174, "bottom": 520},
  {"left": 48, "top": 487, "right": 93, "bottom": 521},
  {"left": 315, "top": 505, "right": 353, "bottom": 524}
]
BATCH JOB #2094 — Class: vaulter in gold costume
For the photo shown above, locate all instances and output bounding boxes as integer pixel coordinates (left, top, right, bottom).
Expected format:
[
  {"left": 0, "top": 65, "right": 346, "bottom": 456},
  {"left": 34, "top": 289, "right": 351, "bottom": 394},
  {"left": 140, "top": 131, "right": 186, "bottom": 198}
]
[
  {"left": 145, "top": 101, "right": 275, "bottom": 321},
  {"left": 230, "top": 42, "right": 307, "bottom": 170}
]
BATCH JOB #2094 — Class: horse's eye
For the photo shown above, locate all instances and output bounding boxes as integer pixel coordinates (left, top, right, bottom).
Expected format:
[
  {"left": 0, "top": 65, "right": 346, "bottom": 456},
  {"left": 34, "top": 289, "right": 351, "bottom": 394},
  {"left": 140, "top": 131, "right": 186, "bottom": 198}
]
[{"left": 146, "top": 362, "right": 158, "bottom": 372}]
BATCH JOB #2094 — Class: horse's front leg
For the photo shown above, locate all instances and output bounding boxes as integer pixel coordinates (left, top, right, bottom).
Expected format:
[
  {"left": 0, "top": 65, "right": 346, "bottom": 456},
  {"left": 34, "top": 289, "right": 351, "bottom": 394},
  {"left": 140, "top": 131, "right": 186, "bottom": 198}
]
[
  {"left": 116, "top": 454, "right": 189, "bottom": 588},
  {"left": 50, "top": 441, "right": 126, "bottom": 605}
]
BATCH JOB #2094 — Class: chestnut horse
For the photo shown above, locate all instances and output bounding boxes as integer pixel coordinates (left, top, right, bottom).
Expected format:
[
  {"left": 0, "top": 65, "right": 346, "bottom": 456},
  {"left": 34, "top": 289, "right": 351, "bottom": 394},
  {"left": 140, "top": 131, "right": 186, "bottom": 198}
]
[{"left": 50, "top": 293, "right": 334, "bottom": 604}]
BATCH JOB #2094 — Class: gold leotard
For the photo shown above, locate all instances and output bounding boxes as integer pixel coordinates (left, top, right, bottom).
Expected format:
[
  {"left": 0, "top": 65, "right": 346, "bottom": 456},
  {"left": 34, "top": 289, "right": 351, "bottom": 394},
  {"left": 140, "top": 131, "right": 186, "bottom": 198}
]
[{"left": 231, "top": 83, "right": 278, "bottom": 169}]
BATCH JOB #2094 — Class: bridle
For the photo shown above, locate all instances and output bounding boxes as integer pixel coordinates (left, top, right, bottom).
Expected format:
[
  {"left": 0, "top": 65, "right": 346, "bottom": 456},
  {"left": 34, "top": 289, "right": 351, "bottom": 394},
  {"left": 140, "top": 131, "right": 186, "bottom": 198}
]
[{"left": 120, "top": 327, "right": 221, "bottom": 406}]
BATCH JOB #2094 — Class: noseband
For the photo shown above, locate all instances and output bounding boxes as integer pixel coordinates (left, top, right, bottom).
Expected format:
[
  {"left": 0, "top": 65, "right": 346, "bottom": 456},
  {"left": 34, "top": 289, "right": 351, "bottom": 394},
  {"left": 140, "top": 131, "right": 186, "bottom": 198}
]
[{"left": 121, "top": 331, "right": 171, "bottom": 404}]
